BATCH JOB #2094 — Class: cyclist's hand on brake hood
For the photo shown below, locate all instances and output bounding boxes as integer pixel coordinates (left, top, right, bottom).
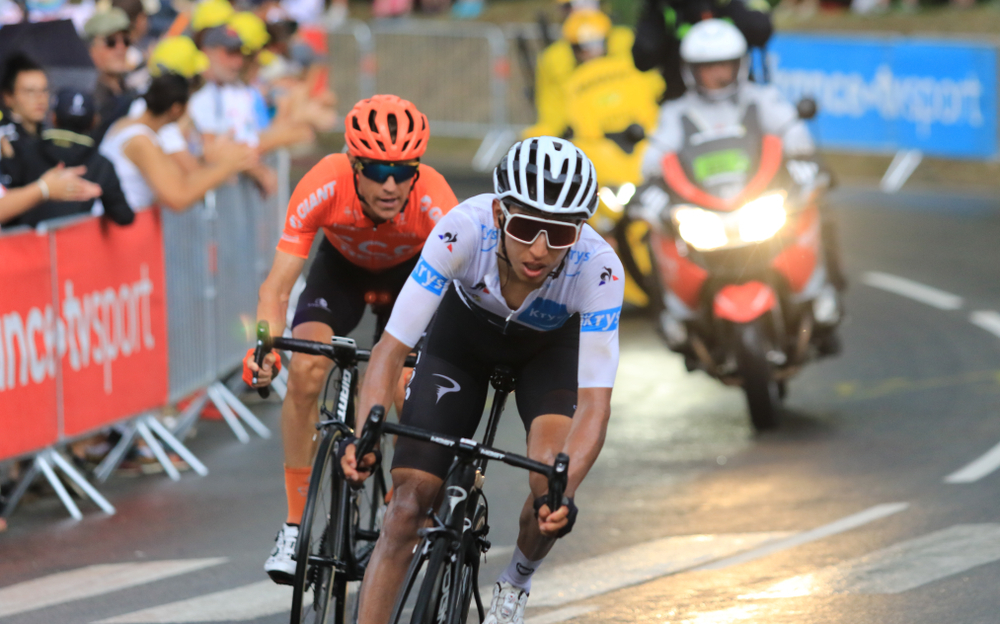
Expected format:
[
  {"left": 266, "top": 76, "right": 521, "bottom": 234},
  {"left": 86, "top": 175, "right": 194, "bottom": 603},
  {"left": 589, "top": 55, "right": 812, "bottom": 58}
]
[
  {"left": 339, "top": 442, "right": 380, "bottom": 485},
  {"left": 536, "top": 501, "right": 570, "bottom": 538},
  {"left": 242, "top": 348, "right": 282, "bottom": 388}
]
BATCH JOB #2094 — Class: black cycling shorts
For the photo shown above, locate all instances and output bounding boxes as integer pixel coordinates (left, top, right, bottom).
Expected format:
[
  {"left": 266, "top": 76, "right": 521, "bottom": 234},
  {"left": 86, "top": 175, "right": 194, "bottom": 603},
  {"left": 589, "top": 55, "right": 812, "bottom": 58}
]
[
  {"left": 292, "top": 237, "right": 420, "bottom": 335},
  {"left": 392, "top": 285, "right": 579, "bottom": 479}
]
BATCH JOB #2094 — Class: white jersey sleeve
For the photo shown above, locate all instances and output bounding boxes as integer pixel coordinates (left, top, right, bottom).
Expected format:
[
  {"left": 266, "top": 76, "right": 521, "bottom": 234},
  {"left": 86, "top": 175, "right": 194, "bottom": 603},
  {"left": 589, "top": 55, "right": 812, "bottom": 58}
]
[
  {"left": 384, "top": 205, "right": 481, "bottom": 348},
  {"left": 574, "top": 243, "right": 626, "bottom": 388}
]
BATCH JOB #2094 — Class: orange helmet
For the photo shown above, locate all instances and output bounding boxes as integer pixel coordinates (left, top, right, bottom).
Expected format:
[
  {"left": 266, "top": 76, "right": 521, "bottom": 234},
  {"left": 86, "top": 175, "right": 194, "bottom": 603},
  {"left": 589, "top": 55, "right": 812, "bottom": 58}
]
[{"left": 344, "top": 95, "right": 429, "bottom": 161}]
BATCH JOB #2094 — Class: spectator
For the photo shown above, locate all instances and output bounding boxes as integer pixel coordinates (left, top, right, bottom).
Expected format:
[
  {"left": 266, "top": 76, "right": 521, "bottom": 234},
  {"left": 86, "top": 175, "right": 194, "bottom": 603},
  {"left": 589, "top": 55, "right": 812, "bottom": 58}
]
[
  {"left": 113, "top": 0, "right": 160, "bottom": 85},
  {"left": 190, "top": 0, "right": 236, "bottom": 47},
  {"left": 100, "top": 72, "right": 257, "bottom": 211},
  {"left": 0, "top": 53, "right": 48, "bottom": 162},
  {"left": 128, "top": 35, "right": 214, "bottom": 174},
  {"left": 632, "top": 0, "right": 773, "bottom": 100},
  {"left": 189, "top": 21, "right": 279, "bottom": 195},
  {"left": 1, "top": 88, "right": 133, "bottom": 228},
  {"left": 85, "top": 8, "right": 137, "bottom": 129}
]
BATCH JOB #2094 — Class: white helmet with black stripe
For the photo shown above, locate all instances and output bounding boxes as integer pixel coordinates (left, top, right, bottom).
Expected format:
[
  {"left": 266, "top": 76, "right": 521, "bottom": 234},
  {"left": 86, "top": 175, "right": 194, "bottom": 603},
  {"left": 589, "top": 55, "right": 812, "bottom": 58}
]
[{"left": 493, "top": 137, "right": 599, "bottom": 219}]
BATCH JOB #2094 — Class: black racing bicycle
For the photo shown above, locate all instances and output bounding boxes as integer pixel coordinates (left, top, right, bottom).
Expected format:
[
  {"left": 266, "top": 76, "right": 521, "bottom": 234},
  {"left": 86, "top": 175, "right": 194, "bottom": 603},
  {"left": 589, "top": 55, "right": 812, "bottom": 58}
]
[
  {"left": 253, "top": 315, "right": 415, "bottom": 624},
  {"left": 354, "top": 367, "right": 570, "bottom": 624}
]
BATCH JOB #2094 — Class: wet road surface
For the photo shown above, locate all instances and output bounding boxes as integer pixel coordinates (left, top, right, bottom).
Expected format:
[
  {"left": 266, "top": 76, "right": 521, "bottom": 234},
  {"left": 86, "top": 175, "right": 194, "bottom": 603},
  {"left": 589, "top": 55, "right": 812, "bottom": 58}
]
[{"left": 4, "top": 184, "right": 1000, "bottom": 623}]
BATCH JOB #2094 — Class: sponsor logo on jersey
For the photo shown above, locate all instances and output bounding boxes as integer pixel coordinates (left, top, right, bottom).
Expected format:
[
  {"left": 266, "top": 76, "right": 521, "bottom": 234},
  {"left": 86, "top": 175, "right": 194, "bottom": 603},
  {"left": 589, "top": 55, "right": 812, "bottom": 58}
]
[
  {"left": 412, "top": 258, "right": 448, "bottom": 295},
  {"left": 287, "top": 180, "right": 337, "bottom": 230},
  {"left": 599, "top": 267, "right": 619, "bottom": 286},
  {"left": 581, "top": 306, "right": 622, "bottom": 332},
  {"left": 433, "top": 373, "right": 461, "bottom": 403},
  {"left": 480, "top": 224, "right": 499, "bottom": 252},
  {"left": 563, "top": 249, "right": 593, "bottom": 278},
  {"left": 472, "top": 280, "right": 490, "bottom": 294},
  {"left": 439, "top": 231, "right": 457, "bottom": 252},
  {"left": 517, "top": 298, "right": 571, "bottom": 331}
]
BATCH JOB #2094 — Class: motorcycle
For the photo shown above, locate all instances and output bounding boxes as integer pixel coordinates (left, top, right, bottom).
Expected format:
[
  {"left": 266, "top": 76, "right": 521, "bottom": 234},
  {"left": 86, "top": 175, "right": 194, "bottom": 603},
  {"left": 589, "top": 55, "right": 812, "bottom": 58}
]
[{"left": 627, "top": 101, "right": 840, "bottom": 430}]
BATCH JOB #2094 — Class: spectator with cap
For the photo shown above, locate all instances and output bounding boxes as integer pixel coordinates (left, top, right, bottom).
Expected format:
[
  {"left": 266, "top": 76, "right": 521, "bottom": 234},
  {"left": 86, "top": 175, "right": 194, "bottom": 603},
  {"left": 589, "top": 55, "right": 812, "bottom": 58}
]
[
  {"left": 113, "top": 0, "right": 161, "bottom": 86},
  {"left": 190, "top": 0, "right": 236, "bottom": 47},
  {"left": 188, "top": 19, "right": 280, "bottom": 195},
  {"left": 1, "top": 88, "right": 133, "bottom": 228},
  {"left": 100, "top": 72, "right": 257, "bottom": 211},
  {"left": 85, "top": 7, "right": 137, "bottom": 129}
]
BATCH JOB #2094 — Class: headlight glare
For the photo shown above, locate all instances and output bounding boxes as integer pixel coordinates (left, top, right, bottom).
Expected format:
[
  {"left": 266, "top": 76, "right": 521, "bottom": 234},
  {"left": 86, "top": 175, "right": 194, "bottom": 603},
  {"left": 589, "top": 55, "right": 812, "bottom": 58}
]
[
  {"left": 737, "top": 193, "right": 786, "bottom": 243},
  {"left": 598, "top": 186, "right": 623, "bottom": 213},
  {"left": 673, "top": 206, "right": 727, "bottom": 250}
]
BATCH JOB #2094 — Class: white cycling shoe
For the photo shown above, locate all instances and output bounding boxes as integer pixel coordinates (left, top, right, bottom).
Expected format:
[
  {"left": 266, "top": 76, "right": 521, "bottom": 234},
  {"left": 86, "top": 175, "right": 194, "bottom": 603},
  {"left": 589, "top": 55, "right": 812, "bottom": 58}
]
[
  {"left": 483, "top": 582, "right": 529, "bottom": 624},
  {"left": 264, "top": 523, "right": 299, "bottom": 585}
]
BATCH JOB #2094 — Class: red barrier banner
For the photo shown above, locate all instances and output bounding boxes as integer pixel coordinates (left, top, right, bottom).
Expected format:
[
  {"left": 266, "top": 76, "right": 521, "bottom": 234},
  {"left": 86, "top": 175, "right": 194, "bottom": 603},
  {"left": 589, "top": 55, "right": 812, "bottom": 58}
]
[
  {"left": 54, "top": 210, "right": 169, "bottom": 437},
  {"left": 0, "top": 230, "right": 59, "bottom": 459}
]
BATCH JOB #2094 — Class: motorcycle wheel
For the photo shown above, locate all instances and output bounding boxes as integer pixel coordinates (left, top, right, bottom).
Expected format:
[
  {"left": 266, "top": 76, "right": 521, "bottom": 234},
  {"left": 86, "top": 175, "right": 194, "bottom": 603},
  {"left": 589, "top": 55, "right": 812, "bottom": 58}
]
[{"left": 735, "top": 322, "right": 783, "bottom": 431}]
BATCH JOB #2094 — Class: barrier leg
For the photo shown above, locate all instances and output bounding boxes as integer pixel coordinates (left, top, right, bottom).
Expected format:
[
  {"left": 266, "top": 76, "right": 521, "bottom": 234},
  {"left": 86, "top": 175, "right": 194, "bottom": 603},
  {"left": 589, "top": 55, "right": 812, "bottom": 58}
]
[
  {"left": 211, "top": 381, "right": 272, "bottom": 439},
  {"left": 94, "top": 421, "right": 141, "bottom": 483},
  {"left": 144, "top": 416, "right": 209, "bottom": 477},
  {"left": 171, "top": 391, "right": 211, "bottom": 441},
  {"left": 35, "top": 452, "right": 82, "bottom": 521},
  {"left": 135, "top": 420, "right": 181, "bottom": 481},
  {"left": 44, "top": 449, "right": 116, "bottom": 515},
  {"left": 206, "top": 383, "right": 251, "bottom": 443},
  {"left": 0, "top": 461, "right": 41, "bottom": 519}
]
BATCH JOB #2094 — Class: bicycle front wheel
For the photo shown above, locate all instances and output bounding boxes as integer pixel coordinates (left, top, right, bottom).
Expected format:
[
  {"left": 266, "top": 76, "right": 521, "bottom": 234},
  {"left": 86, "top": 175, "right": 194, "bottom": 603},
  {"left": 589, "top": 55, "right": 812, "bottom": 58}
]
[{"left": 290, "top": 431, "right": 348, "bottom": 624}]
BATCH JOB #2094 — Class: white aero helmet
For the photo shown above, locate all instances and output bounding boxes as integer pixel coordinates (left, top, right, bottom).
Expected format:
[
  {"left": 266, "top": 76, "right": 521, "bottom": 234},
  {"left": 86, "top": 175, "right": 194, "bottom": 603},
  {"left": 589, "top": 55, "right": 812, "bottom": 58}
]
[
  {"left": 493, "top": 137, "right": 599, "bottom": 219},
  {"left": 680, "top": 19, "right": 749, "bottom": 99}
]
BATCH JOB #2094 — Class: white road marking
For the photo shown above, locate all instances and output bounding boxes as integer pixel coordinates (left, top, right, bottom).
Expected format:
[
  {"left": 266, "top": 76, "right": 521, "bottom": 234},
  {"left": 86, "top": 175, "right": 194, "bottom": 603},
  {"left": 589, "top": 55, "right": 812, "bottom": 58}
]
[
  {"left": 862, "top": 272, "right": 963, "bottom": 310},
  {"left": 694, "top": 503, "right": 910, "bottom": 571},
  {"left": 526, "top": 604, "right": 598, "bottom": 624},
  {"left": 0, "top": 558, "right": 226, "bottom": 619},
  {"left": 743, "top": 524, "right": 1000, "bottom": 597},
  {"left": 945, "top": 437, "right": 1000, "bottom": 483},
  {"left": 529, "top": 531, "right": 793, "bottom": 608},
  {"left": 969, "top": 310, "right": 1000, "bottom": 338},
  {"left": 95, "top": 580, "right": 290, "bottom": 623}
]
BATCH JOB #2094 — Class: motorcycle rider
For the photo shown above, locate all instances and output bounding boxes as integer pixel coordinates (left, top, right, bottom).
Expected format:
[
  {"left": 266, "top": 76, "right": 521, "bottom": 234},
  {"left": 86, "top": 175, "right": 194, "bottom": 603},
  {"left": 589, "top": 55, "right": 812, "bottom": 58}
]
[
  {"left": 523, "top": 3, "right": 640, "bottom": 139},
  {"left": 641, "top": 19, "right": 844, "bottom": 351},
  {"left": 632, "top": 0, "right": 773, "bottom": 101}
]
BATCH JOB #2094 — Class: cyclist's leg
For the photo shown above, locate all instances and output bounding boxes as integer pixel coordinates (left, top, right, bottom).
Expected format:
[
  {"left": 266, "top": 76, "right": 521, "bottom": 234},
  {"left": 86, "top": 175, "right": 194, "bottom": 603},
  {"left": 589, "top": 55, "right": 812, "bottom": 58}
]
[
  {"left": 356, "top": 467, "right": 441, "bottom": 624},
  {"left": 283, "top": 241, "right": 367, "bottom": 517},
  {"left": 358, "top": 288, "right": 493, "bottom": 623}
]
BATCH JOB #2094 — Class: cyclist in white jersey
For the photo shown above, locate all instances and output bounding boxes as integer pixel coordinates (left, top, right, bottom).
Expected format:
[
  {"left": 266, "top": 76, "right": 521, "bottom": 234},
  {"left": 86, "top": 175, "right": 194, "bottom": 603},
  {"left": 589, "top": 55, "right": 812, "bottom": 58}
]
[{"left": 340, "top": 137, "right": 625, "bottom": 624}]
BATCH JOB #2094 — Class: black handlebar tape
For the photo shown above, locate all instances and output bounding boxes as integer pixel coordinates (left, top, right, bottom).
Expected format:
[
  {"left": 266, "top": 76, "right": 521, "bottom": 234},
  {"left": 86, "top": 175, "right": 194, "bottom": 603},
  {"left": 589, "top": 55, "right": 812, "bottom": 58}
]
[
  {"left": 254, "top": 321, "right": 271, "bottom": 399},
  {"left": 549, "top": 452, "right": 569, "bottom": 513},
  {"left": 355, "top": 405, "right": 386, "bottom": 461}
]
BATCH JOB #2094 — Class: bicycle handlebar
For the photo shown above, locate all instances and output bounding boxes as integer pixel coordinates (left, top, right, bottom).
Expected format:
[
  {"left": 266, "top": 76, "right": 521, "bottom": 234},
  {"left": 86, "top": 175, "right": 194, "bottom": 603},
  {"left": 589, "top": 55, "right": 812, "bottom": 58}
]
[
  {"left": 251, "top": 321, "right": 416, "bottom": 394},
  {"left": 356, "top": 407, "right": 570, "bottom": 513}
]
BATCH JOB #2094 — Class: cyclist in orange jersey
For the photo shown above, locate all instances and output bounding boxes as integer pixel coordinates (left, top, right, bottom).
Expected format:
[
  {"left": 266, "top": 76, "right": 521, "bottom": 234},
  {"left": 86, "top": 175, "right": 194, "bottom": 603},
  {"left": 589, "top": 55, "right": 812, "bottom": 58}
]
[{"left": 243, "top": 95, "right": 458, "bottom": 584}]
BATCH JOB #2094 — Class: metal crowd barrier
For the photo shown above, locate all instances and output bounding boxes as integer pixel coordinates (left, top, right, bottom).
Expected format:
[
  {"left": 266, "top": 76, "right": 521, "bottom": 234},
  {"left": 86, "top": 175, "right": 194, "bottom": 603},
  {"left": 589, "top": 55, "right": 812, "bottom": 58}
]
[
  {"left": 325, "top": 19, "right": 519, "bottom": 169},
  {"left": 0, "top": 151, "right": 291, "bottom": 521}
]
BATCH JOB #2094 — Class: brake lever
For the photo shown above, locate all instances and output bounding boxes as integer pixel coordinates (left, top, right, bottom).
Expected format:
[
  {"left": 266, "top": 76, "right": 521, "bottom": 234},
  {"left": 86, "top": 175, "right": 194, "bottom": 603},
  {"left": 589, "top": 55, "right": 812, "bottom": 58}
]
[
  {"left": 548, "top": 452, "right": 569, "bottom": 515},
  {"left": 253, "top": 320, "right": 272, "bottom": 399},
  {"left": 355, "top": 405, "right": 386, "bottom": 461}
]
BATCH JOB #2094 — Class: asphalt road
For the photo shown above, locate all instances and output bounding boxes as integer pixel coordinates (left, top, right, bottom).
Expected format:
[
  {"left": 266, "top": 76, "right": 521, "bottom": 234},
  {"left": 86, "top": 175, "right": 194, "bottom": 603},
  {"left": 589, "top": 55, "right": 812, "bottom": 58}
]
[{"left": 4, "top": 181, "right": 1000, "bottom": 624}]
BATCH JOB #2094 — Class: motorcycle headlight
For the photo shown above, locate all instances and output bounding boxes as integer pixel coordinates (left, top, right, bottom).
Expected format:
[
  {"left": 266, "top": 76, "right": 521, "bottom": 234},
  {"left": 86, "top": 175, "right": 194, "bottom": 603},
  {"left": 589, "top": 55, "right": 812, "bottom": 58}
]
[
  {"left": 737, "top": 193, "right": 787, "bottom": 243},
  {"left": 616, "top": 183, "right": 636, "bottom": 206},
  {"left": 673, "top": 206, "right": 728, "bottom": 251}
]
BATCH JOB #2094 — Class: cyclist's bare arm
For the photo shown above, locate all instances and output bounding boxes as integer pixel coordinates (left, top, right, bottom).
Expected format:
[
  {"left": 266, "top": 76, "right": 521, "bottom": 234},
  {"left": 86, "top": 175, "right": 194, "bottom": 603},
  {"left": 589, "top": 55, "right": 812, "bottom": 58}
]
[
  {"left": 341, "top": 331, "right": 412, "bottom": 482},
  {"left": 562, "top": 387, "right": 613, "bottom": 496},
  {"left": 248, "top": 249, "right": 306, "bottom": 386}
]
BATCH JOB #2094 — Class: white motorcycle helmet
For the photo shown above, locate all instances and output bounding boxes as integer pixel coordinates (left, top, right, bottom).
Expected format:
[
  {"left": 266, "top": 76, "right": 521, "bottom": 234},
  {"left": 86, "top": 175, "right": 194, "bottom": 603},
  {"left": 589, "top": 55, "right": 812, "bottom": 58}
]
[{"left": 680, "top": 19, "right": 750, "bottom": 101}]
